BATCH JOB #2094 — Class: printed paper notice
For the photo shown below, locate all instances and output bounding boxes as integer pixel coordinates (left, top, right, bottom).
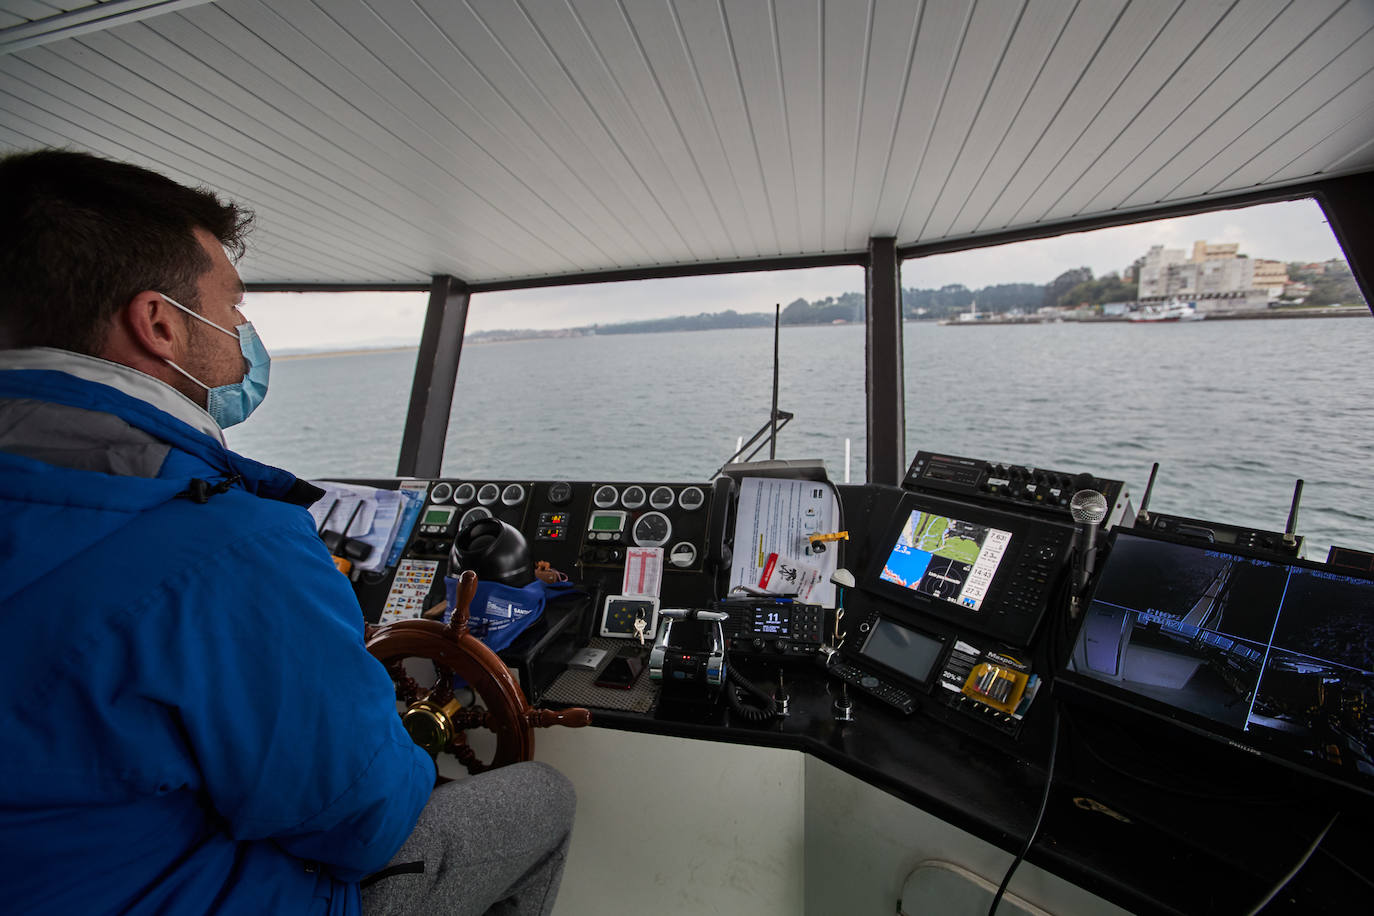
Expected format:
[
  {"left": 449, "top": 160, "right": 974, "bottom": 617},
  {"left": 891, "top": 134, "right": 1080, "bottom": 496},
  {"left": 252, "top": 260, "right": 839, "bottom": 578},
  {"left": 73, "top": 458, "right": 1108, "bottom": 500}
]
[
  {"left": 622, "top": 547, "right": 663, "bottom": 597},
  {"left": 729, "top": 477, "right": 838, "bottom": 606}
]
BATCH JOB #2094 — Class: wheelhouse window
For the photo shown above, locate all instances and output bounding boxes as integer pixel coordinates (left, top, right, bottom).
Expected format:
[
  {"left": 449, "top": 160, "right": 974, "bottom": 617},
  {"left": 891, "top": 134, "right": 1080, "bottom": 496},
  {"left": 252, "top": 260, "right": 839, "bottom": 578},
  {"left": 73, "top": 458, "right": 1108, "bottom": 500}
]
[
  {"left": 441, "top": 267, "right": 867, "bottom": 484},
  {"left": 899, "top": 198, "right": 1371, "bottom": 559},
  {"left": 223, "top": 291, "right": 426, "bottom": 479}
]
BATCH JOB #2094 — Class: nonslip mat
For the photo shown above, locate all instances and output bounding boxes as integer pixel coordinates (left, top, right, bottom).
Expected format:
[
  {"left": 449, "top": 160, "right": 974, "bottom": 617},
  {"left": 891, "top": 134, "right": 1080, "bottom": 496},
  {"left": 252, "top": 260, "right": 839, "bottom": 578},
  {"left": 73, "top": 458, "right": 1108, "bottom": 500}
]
[{"left": 542, "top": 637, "right": 658, "bottom": 714}]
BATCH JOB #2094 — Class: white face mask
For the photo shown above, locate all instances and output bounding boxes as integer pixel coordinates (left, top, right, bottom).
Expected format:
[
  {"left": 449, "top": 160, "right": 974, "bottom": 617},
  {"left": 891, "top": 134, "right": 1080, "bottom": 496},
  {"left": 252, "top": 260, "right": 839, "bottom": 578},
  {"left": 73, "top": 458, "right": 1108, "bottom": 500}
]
[{"left": 160, "top": 294, "right": 271, "bottom": 428}]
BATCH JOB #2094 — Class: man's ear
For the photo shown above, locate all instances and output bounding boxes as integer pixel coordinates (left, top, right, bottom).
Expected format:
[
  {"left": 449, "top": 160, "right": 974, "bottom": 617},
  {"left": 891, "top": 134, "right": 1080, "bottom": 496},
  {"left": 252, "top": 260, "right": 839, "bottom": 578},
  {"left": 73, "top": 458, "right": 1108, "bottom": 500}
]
[{"left": 118, "top": 290, "right": 184, "bottom": 362}]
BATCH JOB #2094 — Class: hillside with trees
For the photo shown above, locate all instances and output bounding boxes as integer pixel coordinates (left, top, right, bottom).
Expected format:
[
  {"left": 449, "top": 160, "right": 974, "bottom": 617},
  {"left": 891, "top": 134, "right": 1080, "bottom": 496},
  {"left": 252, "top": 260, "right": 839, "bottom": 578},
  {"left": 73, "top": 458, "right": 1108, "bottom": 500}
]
[{"left": 1286, "top": 261, "right": 1366, "bottom": 306}]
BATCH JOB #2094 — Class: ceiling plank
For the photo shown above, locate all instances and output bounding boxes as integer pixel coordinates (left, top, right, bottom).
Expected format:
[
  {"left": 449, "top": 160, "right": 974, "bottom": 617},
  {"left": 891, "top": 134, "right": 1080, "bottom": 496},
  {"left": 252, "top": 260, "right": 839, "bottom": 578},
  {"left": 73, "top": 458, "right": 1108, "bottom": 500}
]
[{"left": 0, "top": 0, "right": 216, "bottom": 55}]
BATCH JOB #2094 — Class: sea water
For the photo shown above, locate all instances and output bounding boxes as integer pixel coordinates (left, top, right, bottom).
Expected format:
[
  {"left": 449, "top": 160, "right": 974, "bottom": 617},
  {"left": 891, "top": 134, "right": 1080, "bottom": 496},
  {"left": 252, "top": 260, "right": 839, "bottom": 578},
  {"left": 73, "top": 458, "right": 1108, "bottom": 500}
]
[{"left": 226, "top": 318, "right": 1374, "bottom": 558}]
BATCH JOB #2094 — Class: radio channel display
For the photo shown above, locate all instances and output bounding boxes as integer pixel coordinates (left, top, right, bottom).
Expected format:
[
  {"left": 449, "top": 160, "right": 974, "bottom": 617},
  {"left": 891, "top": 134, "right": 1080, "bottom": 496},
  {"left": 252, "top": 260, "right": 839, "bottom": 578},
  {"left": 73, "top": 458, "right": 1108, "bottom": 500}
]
[
  {"left": 1067, "top": 533, "right": 1374, "bottom": 793},
  {"left": 878, "top": 510, "right": 1013, "bottom": 611},
  {"left": 753, "top": 606, "right": 789, "bottom": 636}
]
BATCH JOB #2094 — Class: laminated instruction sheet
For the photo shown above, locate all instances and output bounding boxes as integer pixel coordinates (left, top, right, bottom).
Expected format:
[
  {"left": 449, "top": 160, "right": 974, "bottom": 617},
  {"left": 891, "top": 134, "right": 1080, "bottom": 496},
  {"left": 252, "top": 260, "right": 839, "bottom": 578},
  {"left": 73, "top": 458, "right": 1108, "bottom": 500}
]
[{"left": 729, "top": 477, "right": 839, "bottom": 607}]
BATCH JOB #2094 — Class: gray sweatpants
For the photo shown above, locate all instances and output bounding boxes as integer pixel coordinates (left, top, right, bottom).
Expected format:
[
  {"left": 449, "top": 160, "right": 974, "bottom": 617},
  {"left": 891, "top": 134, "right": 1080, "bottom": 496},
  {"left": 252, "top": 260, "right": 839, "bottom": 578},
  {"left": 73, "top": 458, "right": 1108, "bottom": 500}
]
[{"left": 362, "top": 761, "right": 576, "bottom": 916}]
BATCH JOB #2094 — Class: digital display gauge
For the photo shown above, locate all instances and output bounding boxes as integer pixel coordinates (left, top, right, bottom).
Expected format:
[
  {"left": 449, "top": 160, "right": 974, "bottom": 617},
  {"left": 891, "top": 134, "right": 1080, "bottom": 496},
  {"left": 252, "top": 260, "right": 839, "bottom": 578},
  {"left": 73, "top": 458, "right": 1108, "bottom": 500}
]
[
  {"left": 422, "top": 506, "right": 455, "bottom": 526},
  {"left": 878, "top": 510, "right": 1012, "bottom": 611}
]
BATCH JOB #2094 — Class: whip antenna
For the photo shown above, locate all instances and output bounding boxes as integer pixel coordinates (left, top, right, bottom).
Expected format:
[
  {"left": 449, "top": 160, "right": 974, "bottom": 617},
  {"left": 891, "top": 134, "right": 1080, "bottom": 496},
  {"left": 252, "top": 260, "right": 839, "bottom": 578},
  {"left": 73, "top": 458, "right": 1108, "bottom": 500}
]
[{"left": 770, "top": 303, "right": 780, "bottom": 460}]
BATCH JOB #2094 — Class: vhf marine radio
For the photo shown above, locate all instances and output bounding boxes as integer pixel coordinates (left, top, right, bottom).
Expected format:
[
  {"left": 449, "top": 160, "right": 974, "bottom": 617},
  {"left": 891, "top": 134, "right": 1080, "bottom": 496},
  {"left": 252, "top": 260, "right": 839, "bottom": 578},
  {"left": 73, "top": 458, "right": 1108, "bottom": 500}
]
[{"left": 717, "top": 597, "right": 826, "bottom": 659}]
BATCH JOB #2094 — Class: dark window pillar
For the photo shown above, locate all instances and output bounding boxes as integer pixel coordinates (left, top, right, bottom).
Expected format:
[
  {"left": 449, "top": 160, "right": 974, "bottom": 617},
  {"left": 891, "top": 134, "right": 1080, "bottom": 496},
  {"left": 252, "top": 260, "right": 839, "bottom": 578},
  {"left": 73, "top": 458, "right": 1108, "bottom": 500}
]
[
  {"left": 866, "top": 237, "right": 905, "bottom": 485},
  {"left": 397, "top": 274, "right": 470, "bottom": 477},
  {"left": 1315, "top": 174, "right": 1374, "bottom": 315}
]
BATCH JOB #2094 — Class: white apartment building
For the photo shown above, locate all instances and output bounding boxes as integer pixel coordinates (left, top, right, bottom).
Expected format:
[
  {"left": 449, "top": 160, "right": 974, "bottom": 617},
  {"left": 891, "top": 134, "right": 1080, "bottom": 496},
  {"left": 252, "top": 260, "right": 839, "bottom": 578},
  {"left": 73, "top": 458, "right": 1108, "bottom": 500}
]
[{"left": 1136, "top": 240, "right": 1273, "bottom": 312}]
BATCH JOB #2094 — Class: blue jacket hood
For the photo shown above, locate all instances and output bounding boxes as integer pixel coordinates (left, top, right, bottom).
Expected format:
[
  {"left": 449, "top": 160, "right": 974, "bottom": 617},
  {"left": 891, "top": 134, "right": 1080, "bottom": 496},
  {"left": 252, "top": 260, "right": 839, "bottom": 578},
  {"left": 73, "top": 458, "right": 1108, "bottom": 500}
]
[{"left": 0, "top": 369, "right": 320, "bottom": 602}]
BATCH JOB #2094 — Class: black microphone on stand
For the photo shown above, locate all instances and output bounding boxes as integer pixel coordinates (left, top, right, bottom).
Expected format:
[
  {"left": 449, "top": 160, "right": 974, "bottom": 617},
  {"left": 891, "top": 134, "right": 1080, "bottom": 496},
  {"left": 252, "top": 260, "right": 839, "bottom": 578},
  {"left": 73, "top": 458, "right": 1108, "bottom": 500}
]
[{"left": 1069, "top": 489, "right": 1109, "bottom": 618}]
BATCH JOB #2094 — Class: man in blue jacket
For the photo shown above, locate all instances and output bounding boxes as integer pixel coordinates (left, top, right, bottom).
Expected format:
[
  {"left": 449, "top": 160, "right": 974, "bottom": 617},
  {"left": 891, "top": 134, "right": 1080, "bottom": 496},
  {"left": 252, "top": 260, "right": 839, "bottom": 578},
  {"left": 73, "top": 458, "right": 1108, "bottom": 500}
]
[{"left": 0, "top": 149, "right": 575, "bottom": 915}]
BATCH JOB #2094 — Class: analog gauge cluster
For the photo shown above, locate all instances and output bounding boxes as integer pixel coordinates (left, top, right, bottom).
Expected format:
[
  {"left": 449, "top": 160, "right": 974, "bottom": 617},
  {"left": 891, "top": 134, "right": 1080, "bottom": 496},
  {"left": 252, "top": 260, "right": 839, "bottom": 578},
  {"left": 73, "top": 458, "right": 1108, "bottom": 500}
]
[
  {"left": 407, "top": 479, "right": 533, "bottom": 559},
  {"left": 407, "top": 479, "right": 716, "bottom": 579},
  {"left": 580, "top": 483, "right": 710, "bottom": 570}
]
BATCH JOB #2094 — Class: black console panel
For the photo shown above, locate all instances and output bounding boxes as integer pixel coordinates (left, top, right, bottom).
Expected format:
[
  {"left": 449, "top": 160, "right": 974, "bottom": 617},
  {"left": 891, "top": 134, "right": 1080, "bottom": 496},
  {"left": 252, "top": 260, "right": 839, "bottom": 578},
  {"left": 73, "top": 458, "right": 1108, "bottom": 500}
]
[{"left": 354, "top": 477, "right": 727, "bottom": 626}]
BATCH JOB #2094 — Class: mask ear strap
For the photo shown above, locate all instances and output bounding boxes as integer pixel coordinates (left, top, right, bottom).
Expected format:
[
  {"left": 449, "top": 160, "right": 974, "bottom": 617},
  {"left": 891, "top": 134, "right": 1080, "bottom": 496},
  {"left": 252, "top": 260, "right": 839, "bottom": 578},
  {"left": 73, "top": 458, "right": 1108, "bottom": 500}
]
[
  {"left": 161, "top": 294, "right": 237, "bottom": 339},
  {"left": 164, "top": 358, "right": 210, "bottom": 391}
]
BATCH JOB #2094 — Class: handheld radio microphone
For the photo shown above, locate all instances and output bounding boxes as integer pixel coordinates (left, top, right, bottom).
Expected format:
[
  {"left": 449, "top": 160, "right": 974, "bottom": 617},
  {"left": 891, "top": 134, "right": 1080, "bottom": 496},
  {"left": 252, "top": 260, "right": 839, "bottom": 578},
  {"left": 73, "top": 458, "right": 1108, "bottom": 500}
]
[{"left": 1069, "top": 489, "right": 1109, "bottom": 606}]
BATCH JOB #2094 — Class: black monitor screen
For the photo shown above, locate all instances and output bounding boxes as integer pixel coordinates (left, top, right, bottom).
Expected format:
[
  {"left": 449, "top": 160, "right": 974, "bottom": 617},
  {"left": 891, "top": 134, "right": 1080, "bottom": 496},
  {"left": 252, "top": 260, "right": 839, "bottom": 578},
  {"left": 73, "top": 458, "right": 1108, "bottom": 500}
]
[
  {"left": 860, "top": 617, "right": 946, "bottom": 685},
  {"left": 876, "top": 508, "right": 1013, "bottom": 612},
  {"left": 1065, "top": 531, "right": 1374, "bottom": 794}
]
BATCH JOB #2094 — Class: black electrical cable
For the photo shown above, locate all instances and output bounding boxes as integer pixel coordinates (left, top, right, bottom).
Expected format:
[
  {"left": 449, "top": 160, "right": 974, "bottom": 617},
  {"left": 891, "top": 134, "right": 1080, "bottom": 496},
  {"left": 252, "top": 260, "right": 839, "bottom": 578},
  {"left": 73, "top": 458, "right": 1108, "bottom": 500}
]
[
  {"left": 1242, "top": 811, "right": 1339, "bottom": 916},
  {"left": 1318, "top": 846, "right": 1374, "bottom": 891},
  {"left": 987, "top": 704, "right": 1060, "bottom": 916},
  {"left": 822, "top": 478, "right": 848, "bottom": 573},
  {"left": 726, "top": 664, "right": 778, "bottom": 722}
]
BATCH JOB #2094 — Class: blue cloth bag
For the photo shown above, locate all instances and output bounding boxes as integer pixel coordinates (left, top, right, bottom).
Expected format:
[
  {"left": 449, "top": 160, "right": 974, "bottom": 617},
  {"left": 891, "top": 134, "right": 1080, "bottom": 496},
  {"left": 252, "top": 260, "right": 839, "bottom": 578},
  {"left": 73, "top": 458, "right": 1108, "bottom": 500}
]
[{"left": 443, "top": 575, "right": 580, "bottom": 652}]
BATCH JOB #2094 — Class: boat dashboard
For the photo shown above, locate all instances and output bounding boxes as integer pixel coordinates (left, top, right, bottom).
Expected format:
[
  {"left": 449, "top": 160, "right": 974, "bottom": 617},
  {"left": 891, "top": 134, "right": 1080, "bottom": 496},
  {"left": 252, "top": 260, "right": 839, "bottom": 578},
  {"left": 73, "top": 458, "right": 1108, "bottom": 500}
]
[{"left": 340, "top": 451, "right": 1374, "bottom": 915}]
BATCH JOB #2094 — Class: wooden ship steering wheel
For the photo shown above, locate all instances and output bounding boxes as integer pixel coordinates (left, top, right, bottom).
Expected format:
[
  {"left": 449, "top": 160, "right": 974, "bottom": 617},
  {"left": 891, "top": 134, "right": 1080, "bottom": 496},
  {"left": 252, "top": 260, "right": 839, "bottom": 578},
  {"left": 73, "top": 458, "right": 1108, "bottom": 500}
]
[{"left": 365, "top": 570, "right": 591, "bottom": 773}]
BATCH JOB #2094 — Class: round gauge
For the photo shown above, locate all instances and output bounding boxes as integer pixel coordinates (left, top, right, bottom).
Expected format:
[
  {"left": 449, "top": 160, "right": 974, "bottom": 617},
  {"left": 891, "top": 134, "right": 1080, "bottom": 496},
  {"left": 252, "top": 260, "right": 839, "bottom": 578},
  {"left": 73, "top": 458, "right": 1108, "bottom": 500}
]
[
  {"left": 678, "top": 486, "right": 705, "bottom": 511},
  {"left": 453, "top": 483, "right": 476, "bottom": 505},
  {"left": 668, "top": 541, "right": 697, "bottom": 568},
  {"left": 547, "top": 481, "right": 573, "bottom": 505},
  {"left": 429, "top": 481, "right": 453, "bottom": 504},
  {"left": 476, "top": 483, "right": 500, "bottom": 506},
  {"left": 649, "top": 486, "right": 675, "bottom": 510},
  {"left": 632, "top": 510, "right": 672, "bottom": 547},
  {"left": 501, "top": 484, "right": 525, "bottom": 506},
  {"left": 621, "top": 485, "right": 646, "bottom": 509},
  {"left": 593, "top": 485, "right": 619, "bottom": 509},
  {"left": 459, "top": 506, "right": 492, "bottom": 530}
]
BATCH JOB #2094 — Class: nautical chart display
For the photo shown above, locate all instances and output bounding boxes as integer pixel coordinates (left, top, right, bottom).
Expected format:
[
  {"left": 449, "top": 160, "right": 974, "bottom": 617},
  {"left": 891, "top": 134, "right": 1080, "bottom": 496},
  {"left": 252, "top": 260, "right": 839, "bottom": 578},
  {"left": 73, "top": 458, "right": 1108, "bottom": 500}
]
[
  {"left": 1065, "top": 531, "right": 1374, "bottom": 795},
  {"left": 877, "top": 510, "right": 1013, "bottom": 612}
]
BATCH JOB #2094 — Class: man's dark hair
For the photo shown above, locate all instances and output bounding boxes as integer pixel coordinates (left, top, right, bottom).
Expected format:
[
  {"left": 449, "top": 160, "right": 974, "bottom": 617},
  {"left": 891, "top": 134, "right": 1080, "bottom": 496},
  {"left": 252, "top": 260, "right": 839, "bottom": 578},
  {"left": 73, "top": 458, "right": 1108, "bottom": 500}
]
[{"left": 0, "top": 148, "right": 253, "bottom": 354}]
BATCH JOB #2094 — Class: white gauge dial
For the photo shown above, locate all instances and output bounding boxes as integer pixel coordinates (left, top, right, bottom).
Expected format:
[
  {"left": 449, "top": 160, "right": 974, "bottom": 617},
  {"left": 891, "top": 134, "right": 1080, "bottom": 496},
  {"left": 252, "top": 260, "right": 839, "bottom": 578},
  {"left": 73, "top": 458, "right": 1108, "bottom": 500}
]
[
  {"left": 632, "top": 510, "right": 672, "bottom": 547},
  {"left": 429, "top": 482, "right": 453, "bottom": 503},
  {"left": 459, "top": 506, "right": 492, "bottom": 530},
  {"left": 649, "top": 486, "right": 675, "bottom": 510},
  {"left": 476, "top": 483, "right": 500, "bottom": 506},
  {"left": 453, "top": 483, "right": 476, "bottom": 505},
  {"left": 501, "top": 484, "right": 525, "bottom": 506},
  {"left": 678, "top": 486, "right": 705, "bottom": 511},
  {"left": 621, "top": 485, "right": 646, "bottom": 509},
  {"left": 593, "top": 485, "right": 619, "bottom": 508}
]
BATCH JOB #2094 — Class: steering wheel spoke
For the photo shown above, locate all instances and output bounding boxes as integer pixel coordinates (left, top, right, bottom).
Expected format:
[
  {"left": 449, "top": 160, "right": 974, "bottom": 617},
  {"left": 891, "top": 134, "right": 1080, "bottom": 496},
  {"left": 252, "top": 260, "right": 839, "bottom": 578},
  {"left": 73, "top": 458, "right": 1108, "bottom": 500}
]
[{"left": 366, "top": 570, "right": 591, "bottom": 774}]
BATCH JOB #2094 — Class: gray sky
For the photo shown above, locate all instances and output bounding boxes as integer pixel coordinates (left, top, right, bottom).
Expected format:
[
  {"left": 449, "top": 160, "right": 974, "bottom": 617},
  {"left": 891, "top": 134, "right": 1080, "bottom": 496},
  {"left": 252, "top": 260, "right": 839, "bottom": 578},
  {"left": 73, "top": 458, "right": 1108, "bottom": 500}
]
[{"left": 245, "top": 199, "right": 1347, "bottom": 352}]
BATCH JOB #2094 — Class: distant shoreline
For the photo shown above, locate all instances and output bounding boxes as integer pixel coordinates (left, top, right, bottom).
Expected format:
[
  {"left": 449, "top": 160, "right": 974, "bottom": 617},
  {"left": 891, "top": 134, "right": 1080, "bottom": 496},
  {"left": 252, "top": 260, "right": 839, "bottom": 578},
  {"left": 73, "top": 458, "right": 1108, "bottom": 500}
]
[
  {"left": 275, "top": 345, "right": 418, "bottom": 361},
  {"left": 937, "top": 305, "right": 1368, "bottom": 326},
  {"left": 275, "top": 306, "right": 1370, "bottom": 358}
]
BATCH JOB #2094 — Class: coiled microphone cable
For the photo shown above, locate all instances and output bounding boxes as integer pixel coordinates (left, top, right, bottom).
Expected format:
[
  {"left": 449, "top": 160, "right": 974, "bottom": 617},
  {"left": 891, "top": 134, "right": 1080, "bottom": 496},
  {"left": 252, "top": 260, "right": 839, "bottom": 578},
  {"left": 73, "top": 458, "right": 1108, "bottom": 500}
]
[{"left": 726, "top": 664, "right": 779, "bottom": 722}]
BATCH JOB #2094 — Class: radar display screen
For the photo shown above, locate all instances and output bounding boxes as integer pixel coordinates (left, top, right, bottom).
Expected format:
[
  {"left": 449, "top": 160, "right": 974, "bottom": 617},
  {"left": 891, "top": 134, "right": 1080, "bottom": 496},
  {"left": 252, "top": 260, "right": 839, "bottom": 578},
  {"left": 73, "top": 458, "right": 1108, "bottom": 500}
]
[
  {"left": 1065, "top": 531, "right": 1374, "bottom": 796},
  {"left": 878, "top": 510, "right": 1013, "bottom": 611}
]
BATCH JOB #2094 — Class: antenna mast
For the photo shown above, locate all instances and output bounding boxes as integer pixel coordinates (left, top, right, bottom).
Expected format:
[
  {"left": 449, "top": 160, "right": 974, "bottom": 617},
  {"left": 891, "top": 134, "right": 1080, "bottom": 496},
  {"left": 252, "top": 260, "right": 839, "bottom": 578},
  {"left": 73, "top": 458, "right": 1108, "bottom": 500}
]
[{"left": 770, "top": 303, "right": 780, "bottom": 460}]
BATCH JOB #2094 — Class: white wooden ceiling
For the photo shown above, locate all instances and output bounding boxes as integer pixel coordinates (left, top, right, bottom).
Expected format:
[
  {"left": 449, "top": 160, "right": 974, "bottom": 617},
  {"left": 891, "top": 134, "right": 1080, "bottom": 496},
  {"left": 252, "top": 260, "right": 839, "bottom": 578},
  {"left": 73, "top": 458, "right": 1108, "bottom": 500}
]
[{"left": 2, "top": 0, "right": 1373, "bottom": 286}]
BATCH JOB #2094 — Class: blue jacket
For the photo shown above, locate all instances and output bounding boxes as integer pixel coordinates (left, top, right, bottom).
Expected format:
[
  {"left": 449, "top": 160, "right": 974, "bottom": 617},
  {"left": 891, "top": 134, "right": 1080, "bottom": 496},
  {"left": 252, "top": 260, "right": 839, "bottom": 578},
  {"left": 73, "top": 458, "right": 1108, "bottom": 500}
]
[{"left": 0, "top": 368, "right": 435, "bottom": 915}]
